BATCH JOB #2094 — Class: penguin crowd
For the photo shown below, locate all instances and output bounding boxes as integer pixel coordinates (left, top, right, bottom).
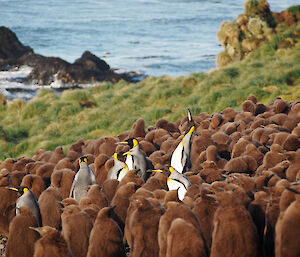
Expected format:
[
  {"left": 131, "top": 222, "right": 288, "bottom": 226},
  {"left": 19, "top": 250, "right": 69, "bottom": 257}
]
[{"left": 0, "top": 95, "right": 300, "bottom": 257}]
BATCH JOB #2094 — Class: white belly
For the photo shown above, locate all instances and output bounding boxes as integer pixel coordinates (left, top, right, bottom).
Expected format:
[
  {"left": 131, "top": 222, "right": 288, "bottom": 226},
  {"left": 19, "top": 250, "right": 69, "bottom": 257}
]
[
  {"left": 167, "top": 178, "right": 187, "bottom": 201},
  {"left": 171, "top": 143, "right": 184, "bottom": 173}
]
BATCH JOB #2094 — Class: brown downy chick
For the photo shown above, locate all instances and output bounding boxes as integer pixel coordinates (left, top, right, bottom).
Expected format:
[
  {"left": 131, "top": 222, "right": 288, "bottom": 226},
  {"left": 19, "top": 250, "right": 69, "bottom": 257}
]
[
  {"left": 285, "top": 150, "right": 300, "bottom": 182},
  {"left": 48, "top": 146, "right": 66, "bottom": 164},
  {"left": 142, "top": 176, "right": 164, "bottom": 191},
  {"left": 192, "top": 190, "right": 218, "bottom": 248},
  {"left": 67, "top": 140, "right": 84, "bottom": 161},
  {"left": 101, "top": 178, "right": 119, "bottom": 203},
  {"left": 153, "top": 189, "right": 167, "bottom": 204},
  {"left": 94, "top": 154, "right": 109, "bottom": 186},
  {"left": 111, "top": 182, "right": 140, "bottom": 231},
  {"left": 275, "top": 187, "right": 300, "bottom": 257},
  {"left": 158, "top": 201, "right": 205, "bottom": 257},
  {"left": 199, "top": 161, "right": 225, "bottom": 183},
  {"left": 129, "top": 118, "right": 146, "bottom": 138},
  {"left": 0, "top": 158, "right": 16, "bottom": 172},
  {"left": 87, "top": 206, "right": 126, "bottom": 257},
  {"left": 242, "top": 143, "right": 264, "bottom": 166},
  {"left": 31, "top": 226, "right": 72, "bottom": 257},
  {"left": 166, "top": 218, "right": 208, "bottom": 257},
  {"left": 206, "top": 145, "right": 227, "bottom": 169},
  {"left": 6, "top": 207, "right": 40, "bottom": 257},
  {"left": 127, "top": 197, "right": 163, "bottom": 257},
  {"left": 13, "top": 157, "right": 34, "bottom": 173},
  {"left": 50, "top": 168, "right": 76, "bottom": 198},
  {"left": 0, "top": 187, "right": 18, "bottom": 235},
  {"left": 263, "top": 144, "right": 285, "bottom": 169},
  {"left": 86, "top": 184, "right": 108, "bottom": 209},
  {"left": 36, "top": 163, "right": 56, "bottom": 187},
  {"left": 61, "top": 198, "right": 79, "bottom": 207},
  {"left": 54, "top": 157, "right": 76, "bottom": 172},
  {"left": 38, "top": 186, "right": 63, "bottom": 229},
  {"left": 224, "top": 155, "right": 257, "bottom": 175},
  {"left": 61, "top": 204, "right": 93, "bottom": 257},
  {"left": 210, "top": 191, "right": 259, "bottom": 257}
]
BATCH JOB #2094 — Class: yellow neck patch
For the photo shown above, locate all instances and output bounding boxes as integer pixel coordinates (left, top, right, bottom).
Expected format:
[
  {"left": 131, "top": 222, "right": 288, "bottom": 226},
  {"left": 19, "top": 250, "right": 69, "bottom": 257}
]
[
  {"left": 187, "top": 126, "right": 195, "bottom": 135},
  {"left": 114, "top": 153, "right": 118, "bottom": 161},
  {"left": 23, "top": 188, "right": 28, "bottom": 194},
  {"left": 169, "top": 167, "right": 174, "bottom": 174},
  {"left": 133, "top": 139, "right": 138, "bottom": 148}
]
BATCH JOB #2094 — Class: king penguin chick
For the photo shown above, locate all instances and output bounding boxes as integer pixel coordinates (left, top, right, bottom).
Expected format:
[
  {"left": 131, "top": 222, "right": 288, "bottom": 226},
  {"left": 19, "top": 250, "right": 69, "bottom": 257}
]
[
  {"left": 87, "top": 206, "right": 126, "bottom": 257},
  {"left": 30, "top": 226, "right": 72, "bottom": 257},
  {"left": 8, "top": 186, "right": 42, "bottom": 227},
  {"left": 154, "top": 166, "right": 191, "bottom": 201},
  {"left": 171, "top": 109, "right": 195, "bottom": 173},
  {"left": 166, "top": 218, "right": 208, "bottom": 257},
  {"left": 275, "top": 187, "right": 300, "bottom": 257},
  {"left": 61, "top": 204, "right": 93, "bottom": 257},
  {"left": 107, "top": 153, "right": 129, "bottom": 181},
  {"left": 69, "top": 156, "right": 97, "bottom": 202},
  {"left": 121, "top": 138, "right": 148, "bottom": 182},
  {"left": 210, "top": 191, "right": 259, "bottom": 257},
  {"left": 6, "top": 206, "right": 40, "bottom": 257}
]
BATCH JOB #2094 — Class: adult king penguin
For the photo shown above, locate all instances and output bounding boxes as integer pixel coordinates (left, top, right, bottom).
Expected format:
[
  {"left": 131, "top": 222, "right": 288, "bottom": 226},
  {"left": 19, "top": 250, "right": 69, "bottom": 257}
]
[
  {"left": 154, "top": 166, "right": 191, "bottom": 201},
  {"left": 8, "top": 186, "right": 42, "bottom": 227},
  {"left": 69, "top": 156, "right": 97, "bottom": 202},
  {"left": 107, "top": 153, "right": 129, "bottom": 181},
  {"left": 171, "top": 109, "right": 195, "bottom": 173},
  {"left": 120, "top": 138, "right": 148, "bottom": 182}
]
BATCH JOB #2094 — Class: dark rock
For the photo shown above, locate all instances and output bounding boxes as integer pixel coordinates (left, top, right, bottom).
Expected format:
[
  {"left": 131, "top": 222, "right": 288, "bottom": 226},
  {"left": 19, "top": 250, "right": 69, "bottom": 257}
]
[
  {"left": 74, "top": 51, "right": 110, "bottom": 71},
  {"left": 0, "top": 26, "right": 135, "bottom": 85},
  {"left": 0, "top": 26, "right": 32, "bottom": 68}
]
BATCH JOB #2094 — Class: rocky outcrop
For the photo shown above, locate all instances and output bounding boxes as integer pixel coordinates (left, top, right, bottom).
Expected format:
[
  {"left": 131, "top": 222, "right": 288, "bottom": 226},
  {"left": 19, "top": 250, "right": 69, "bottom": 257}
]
[
  {"left": 0, "top": 26, "right": 33, "bottom": 68},
  {"left": 0, "top": 26, "right": 133, "bottom": 85},
  {"left": 20, "top": 51, "right": 126, "bottom": 85},
  {"left": 216, "top": 0, "right": 300, "bottom": 67}
]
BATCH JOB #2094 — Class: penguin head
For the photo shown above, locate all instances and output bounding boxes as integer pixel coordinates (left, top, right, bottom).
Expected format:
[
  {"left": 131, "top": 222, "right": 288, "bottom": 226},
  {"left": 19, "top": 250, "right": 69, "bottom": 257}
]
[
  {"left": 114, "top": 152, "right": 126, "bottom": 162},
  {"left": 79, "top": 156, "right": 88, "bottom": 164},
  {"left": 8, "top": 186, "right": 30, "bottom": 196},
  {"left": 185, "top": 108, "right": 196, "bottom": 135},
  {"left": 187, "top": 108, "right": 193, "bottom": 123},
  {"left": 119, "top": 138, "right": 139, "bottom": 149}
]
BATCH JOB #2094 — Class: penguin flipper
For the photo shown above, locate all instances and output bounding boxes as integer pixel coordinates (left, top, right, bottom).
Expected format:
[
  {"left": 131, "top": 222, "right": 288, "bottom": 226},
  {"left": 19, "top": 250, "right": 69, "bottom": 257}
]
[
  {"left": 69, "top": 178, "right": 77, "bottom": 198},
  {"left": 91, "top": 172, "right": 97, "bottom": 185}
]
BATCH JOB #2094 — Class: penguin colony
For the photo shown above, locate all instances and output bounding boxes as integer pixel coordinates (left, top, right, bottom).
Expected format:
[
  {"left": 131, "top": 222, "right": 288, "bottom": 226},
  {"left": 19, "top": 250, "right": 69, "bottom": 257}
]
[{"left": 0, "top": 95, "right": 300, "bottom": 257}]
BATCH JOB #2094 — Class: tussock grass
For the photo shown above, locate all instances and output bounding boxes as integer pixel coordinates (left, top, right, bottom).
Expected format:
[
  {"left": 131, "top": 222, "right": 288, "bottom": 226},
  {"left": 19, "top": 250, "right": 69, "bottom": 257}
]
[{"left": 0, "top": 21, "right": 299, "bottom": 159}]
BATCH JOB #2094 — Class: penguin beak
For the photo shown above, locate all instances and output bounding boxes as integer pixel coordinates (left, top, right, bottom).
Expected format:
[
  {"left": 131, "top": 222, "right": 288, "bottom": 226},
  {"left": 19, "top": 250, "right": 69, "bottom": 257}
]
[
  {"left": 206, "top": 194, "right": 217, "bottom": 200},
  {"left": 152, "top": 169, "right": 163, "bottom": 173},
  {"left": 7, "top": 187, "right": 19, "bottom": 192},
  {"left": 123, "top": 151, "right": 131, "bottom": 156},
  {"left": 118, "top": 141, "right": 128, "bottom": 145}
]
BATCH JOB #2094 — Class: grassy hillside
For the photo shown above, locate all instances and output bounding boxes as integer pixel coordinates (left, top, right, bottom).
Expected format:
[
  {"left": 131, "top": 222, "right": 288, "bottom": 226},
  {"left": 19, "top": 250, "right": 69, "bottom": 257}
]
[{"left": 0, "top": 14, "right": 299, "bottom": 160}]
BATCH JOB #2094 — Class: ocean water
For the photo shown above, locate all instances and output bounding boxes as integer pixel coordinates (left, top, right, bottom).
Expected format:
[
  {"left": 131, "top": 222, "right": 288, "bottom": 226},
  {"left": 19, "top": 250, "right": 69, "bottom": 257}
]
[
  {"left": 1, "top": 0, "right": 297, "bottom": 76},
  {"left": 0, "top": 0, "right": 298, "bottom": 100}
]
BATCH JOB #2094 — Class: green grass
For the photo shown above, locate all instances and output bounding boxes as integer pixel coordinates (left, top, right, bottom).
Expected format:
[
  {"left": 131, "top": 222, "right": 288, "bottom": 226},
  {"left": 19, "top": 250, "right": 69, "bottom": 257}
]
[{"left": 0, "top": 21, "right": 299, "bottom": 160}]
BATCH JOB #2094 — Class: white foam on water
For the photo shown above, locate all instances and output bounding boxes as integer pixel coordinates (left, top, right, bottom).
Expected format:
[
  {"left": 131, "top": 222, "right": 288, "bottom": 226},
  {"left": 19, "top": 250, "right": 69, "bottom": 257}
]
[{"left": 0, "top": 66, "right": 33, "bottom": 80}]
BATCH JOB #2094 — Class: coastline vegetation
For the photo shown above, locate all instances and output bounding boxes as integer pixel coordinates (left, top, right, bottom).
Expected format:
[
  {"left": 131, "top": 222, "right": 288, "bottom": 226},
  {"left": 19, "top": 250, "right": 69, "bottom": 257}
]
[{"left": 0, "top": 3, "right": 299, "bottom": 160}]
